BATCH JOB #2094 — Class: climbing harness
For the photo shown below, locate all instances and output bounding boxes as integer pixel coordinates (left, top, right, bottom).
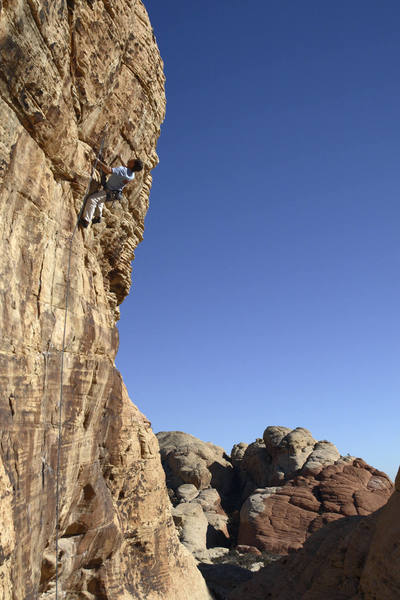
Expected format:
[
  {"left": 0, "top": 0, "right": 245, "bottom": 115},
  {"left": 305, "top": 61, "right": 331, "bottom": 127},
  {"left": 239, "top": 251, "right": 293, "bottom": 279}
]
[
  {"left": 101, "top": 169, "right": 123, "bottom": 208},
  {"left": 107, "top": 190, "right": 123, "bottom": 210},
  {"left": 55, "top": 126, "right": 107, "bottom": 600}
]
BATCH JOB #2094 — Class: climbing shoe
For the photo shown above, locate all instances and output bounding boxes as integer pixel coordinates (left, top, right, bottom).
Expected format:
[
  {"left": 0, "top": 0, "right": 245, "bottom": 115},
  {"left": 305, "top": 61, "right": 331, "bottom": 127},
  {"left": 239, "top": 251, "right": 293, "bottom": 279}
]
[
  {"left": 92, "top": 216, "right": 102, "bottom": 224},
  {"left": 79, "top": 218, "right": 89, "bottom": 228}
]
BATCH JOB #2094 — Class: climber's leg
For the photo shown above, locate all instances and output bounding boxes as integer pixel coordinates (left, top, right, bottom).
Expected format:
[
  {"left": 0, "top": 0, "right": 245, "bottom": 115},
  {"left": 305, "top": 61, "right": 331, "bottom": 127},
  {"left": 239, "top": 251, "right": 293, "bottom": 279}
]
[
  {"left": 80, "top": 190, "right": 106, "bottom": 226},
  {"left": 92, "top": 200, "right": 104, "bottom": 224}
]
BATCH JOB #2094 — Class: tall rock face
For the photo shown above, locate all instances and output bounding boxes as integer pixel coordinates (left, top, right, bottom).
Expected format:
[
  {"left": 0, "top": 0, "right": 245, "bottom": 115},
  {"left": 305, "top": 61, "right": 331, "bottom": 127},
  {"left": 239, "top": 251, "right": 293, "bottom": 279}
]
[{"left": 0, "top": 2, "right": 211, "bottom": 599}]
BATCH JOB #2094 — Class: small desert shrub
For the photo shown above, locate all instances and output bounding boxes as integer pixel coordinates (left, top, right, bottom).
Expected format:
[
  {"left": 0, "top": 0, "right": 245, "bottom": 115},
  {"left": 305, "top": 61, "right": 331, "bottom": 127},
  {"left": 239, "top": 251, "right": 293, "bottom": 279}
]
[{"left": 211, "top": 548, "right": 280, "bottom": 570}]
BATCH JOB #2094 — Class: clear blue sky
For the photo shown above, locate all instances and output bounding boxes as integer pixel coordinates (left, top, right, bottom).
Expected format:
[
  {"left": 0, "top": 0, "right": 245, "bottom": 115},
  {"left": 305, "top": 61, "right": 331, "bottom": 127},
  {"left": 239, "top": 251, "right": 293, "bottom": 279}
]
[{"left": 117, "top": 1, "right": 400, "bottom": 481}]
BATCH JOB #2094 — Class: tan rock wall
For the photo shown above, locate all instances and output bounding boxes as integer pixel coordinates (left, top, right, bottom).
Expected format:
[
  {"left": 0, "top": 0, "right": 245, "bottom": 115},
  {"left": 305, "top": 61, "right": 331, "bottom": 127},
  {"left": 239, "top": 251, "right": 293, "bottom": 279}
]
[{"left": 0, "top": 1, "right": 210, "bottom": 599}]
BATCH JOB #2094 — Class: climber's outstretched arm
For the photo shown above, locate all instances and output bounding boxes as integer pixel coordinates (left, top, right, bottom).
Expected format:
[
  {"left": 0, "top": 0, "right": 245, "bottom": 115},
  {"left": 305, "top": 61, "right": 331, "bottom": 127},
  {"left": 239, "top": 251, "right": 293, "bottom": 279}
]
[{"left": 96, "top": 159, "right": 112, "bottom": 175}]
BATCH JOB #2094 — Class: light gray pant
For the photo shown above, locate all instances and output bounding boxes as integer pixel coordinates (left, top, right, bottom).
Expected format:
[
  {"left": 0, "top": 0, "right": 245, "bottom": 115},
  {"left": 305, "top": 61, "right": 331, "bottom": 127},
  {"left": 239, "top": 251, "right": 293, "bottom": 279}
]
[{"left": 82, "top": 190, "right": 107, "bottom": 222}]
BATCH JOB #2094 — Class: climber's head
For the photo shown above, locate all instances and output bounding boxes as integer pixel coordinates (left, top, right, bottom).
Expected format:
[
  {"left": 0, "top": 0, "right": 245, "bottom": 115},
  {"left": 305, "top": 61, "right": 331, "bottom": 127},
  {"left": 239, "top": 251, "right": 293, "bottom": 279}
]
[{"left": 127, "top": 158, "right": 144, "bottom": 172}]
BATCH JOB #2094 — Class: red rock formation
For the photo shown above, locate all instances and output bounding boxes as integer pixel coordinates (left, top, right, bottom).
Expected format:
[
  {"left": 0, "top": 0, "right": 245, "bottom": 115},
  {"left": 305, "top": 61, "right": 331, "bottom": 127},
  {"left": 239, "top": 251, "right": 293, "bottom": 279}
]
[
  {"left": 238, "top": 458, "right": 392, "bottom": 554},
  {"left": 0, "top": 2, "right": 210, "bottom": 598},
  {"left": 229, "top": 468, "right": 400, "bottom": 600},
  {"left": 157, "top": 427, "right": 392, "bottom": 568},
  {"left": 233, "top": 427, "right": 392, "bottom": 555}
]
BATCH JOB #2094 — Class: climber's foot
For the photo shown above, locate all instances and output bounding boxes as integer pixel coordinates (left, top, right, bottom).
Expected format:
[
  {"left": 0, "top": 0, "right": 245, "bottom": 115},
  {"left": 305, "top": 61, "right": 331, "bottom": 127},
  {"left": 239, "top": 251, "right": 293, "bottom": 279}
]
[{"left": 79, "top": 218, "right": 89, "bottom": 228}]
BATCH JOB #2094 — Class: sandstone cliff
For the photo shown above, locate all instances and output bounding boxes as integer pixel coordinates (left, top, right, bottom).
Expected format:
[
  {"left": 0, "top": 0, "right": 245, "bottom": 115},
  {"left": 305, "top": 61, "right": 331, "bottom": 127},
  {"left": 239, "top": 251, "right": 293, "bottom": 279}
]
[{"left": 0, "top": 2, "right": 211, "bottom": 599}]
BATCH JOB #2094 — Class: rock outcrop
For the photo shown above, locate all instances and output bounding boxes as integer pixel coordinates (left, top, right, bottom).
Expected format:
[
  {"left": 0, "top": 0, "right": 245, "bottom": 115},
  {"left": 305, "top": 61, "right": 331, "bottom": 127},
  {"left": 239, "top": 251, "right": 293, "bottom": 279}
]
[
  {"left": 229, "top": 467, "right": 400, "bottom": 600},
  {"left": 157, "top": 427, "right": 392, "bottom": 567},
  {"left": 157, "top": 431, "right": 235, "bottom": 494},
  {"left": 157, "top": 431, "right": 233, "bottom": 561},
  {"left": 0, "top": 2, "right": 211, "bottom": 599},
  {"left": 235, "top": 427, "right": 392, "bottom": 554},
  {"left": 238, "top": 458, "right": 392, "bottom": 554}
]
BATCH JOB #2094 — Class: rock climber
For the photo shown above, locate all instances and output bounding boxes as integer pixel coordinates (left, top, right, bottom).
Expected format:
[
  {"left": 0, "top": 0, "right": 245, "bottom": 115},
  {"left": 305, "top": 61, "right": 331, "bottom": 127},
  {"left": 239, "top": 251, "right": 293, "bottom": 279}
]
[{"left": 79, "top": 157, "right": 144, "bottom": 228}]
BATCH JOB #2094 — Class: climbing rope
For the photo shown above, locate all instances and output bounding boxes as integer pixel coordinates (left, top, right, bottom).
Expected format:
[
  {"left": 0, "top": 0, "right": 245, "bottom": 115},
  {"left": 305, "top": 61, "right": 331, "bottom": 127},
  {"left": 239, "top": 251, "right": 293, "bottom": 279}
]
[{"left": 55, "top": 126, "right": 107, "bottom": 600}]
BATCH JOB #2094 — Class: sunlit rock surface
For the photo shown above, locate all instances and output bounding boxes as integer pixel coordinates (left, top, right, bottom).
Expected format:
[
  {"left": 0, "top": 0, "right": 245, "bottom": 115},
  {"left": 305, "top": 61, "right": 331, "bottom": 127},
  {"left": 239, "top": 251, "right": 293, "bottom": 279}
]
[
  {"left": 0, "top": 1, "right": 211, "bottom": 598},
  {"left": 236, "top": 427, "right": 392, "bottom": 554},
  {"left": 158, "top": 427, "right": 392, "bottom": 561}
]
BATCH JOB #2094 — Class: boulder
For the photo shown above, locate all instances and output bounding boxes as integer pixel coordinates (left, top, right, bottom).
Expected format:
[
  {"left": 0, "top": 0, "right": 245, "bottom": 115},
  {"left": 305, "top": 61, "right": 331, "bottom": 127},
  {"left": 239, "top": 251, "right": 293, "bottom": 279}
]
[
  {"left": 171, "top": 486, "right": 231, "bottom": 557},
  {"left": 231, "top": 442, "right": 248, "bottom": 467},
  {"left": 172, "top": 502, "right": 209, "bottom": 557},
  {"left": 177, "top": 484, "right": 199, "bottom": 503},
  {"left": 239, "top": 485, "right": 321, "bottom": 554},
  {"left": 302, "top": 440, "right": 341, "bottom": 475},
  {"left": 237, "top": 427, "right": 337, "bottom": 497},
  {"left": 195, "top": 488, "right": 230, "bottom": 547},
  {"left": 229, "top": 468, "right": 400, "bottom": 600},
  {"left": 266, "top": 426, "right": 317, "bottom": 480},
  {"left": 263, "top": 426, "right": 291, "bottom": 453},
  {"left": 157, "top": 431, "right": 234, "bottom": 495},
  {"left": 238, "top": 459, "right": 392, "bottom": 554},
  {"left": 237, "top": 439, "right": 272, "bottom": 494}
]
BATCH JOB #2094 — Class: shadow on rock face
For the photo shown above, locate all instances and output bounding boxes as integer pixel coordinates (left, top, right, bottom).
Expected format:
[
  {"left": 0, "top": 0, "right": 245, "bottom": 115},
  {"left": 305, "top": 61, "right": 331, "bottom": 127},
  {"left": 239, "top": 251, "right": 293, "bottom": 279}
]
[
  {"left": 198, "top": 562, "right": 255, "bottom": 600},
  {"left": 206, "top": 523, "right": 230, "bottom": 548},
  {"left": 208, "top": 460, "right": 235, "bottom": 497}
]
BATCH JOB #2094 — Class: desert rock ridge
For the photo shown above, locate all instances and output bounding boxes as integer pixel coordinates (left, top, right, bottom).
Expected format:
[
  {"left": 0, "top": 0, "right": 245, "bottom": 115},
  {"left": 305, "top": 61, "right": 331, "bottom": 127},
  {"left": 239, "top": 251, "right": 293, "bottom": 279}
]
[{"left": 157, "top": 429, "right": 395, "bottom": 599}]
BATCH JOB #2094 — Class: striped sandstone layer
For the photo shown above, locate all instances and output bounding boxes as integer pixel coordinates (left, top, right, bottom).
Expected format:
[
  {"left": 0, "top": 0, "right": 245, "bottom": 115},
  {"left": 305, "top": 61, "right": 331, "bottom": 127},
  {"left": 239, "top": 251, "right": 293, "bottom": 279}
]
[{"left": 0, "top": 1, "right": 211, "bottom": 598}]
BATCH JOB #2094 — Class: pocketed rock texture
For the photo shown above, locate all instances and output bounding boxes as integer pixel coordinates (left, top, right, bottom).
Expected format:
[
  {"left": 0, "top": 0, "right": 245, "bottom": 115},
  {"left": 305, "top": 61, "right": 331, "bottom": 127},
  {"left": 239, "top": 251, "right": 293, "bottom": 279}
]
[
  {"left": 229, "top": 467, "right": 400, "bottom": 600},
  {"left": 157, "top": 428, "right": 392, "bottom": 565},
  {"left": 235, "top": 427, "right": 392, "bottom": 554},
  {"left": 238, "top": 458, "right": 392, "bottom": 554},
  {"left": 157, "top": 431, "right": 235, "bottom": 495},
  {"left": 0, "top": 2, "right": 211, "bottom": 599}
]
